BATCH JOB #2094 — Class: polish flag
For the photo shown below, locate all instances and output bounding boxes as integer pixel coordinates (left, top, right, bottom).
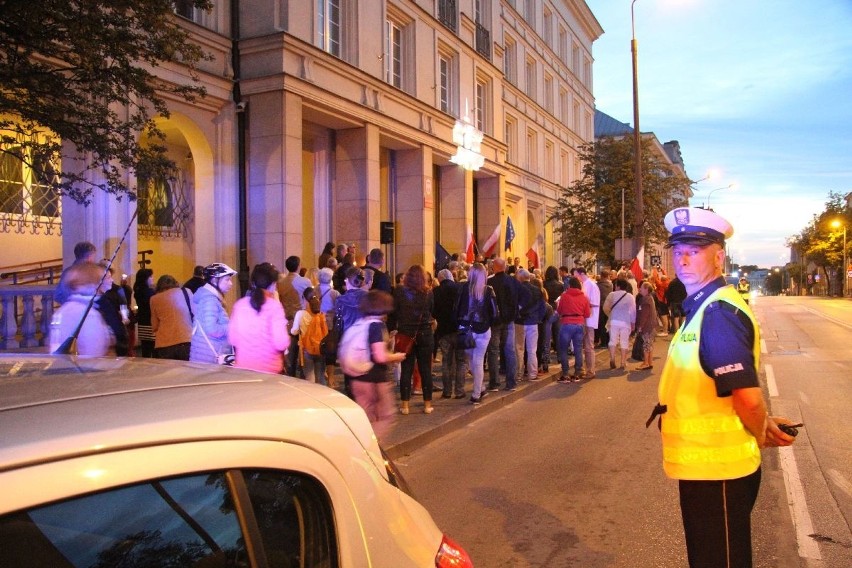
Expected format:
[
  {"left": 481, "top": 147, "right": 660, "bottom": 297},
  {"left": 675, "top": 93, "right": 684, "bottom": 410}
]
[
  {"left": 630, "top": 246, "right": 645, "bottom": 282},
  {"left": 481, "top": 222, "right": 501, "bottom": 257},
  {"left": 526, "top": 247, "right": 539, "bottom": 270},
  {"left": 465, "top": 226, "right": 476, "bottom": 263}
]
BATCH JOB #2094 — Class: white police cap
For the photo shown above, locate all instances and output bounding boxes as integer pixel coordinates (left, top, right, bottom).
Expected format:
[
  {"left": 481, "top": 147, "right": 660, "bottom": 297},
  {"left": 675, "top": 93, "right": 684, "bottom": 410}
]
[{"left": 664, "top": 207, "right": 734, "bottom": 248}]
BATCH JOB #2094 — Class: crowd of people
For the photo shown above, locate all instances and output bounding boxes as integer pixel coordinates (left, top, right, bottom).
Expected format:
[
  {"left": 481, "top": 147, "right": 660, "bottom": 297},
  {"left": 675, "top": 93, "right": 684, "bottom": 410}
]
[{"left": 49, "top": 239, "right": 685, "bottom": 442}]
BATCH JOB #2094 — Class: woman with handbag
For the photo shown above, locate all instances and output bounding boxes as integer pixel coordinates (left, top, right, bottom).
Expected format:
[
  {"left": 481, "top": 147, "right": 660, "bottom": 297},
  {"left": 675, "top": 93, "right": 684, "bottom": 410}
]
[
  {"left": 454, "top": 263, "right": 498, "bottom": 404},
  {"left": 190, "top": 263, "right": 236, "bottom": 364},
  {"left": 391, "top": 265, "right": 435, "bottom": 415}
]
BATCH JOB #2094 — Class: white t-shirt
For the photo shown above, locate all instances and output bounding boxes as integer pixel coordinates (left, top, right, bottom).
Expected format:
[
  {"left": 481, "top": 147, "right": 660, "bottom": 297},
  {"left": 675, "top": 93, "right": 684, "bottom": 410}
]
[{"left": 581, "top": 277, "right": 601, "bottom": 329}]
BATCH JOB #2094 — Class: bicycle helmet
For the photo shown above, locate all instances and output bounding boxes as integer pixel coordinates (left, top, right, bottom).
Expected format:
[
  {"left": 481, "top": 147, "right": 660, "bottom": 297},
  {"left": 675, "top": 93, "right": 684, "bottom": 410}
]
[{"left": 203, "top": 263, "right": 237, "bottom": 280}]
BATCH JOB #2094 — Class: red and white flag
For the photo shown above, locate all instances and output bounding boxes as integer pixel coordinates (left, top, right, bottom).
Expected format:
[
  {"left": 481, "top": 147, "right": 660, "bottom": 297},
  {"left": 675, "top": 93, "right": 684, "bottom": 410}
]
[
  {"left": 481, "top": 222, "right": 501, "bottom": 257},
  {"left": 465, "top": 226, "right": 476, "bottom": 263},
  {"left": 525, "top": 247, "right": 539, "bottom": 270},
  {"left": 630, "top": 246, "right": 645, "bottom": 282}
]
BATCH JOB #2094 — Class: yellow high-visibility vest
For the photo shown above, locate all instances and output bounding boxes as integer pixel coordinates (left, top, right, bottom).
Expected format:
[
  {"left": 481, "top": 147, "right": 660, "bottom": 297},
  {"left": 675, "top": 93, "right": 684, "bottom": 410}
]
[{"left": 658, "top": 285, "right": 761, "bottom": 480}]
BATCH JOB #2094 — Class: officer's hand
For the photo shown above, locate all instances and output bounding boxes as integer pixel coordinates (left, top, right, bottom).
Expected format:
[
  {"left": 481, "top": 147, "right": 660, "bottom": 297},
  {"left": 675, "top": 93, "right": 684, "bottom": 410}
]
[{"left": 764, "top": 416, "right": 796, "bottom": 447}]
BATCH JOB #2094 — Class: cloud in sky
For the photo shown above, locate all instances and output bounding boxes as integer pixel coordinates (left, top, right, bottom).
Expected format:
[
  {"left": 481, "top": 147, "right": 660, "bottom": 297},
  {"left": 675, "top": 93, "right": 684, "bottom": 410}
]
[{"left": 586, "top": 0, "right": 852, "bottom": 267}]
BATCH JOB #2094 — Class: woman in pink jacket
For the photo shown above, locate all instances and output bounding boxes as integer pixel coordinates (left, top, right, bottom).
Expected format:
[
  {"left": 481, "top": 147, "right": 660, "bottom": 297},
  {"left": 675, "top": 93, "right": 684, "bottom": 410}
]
[{"left": 228, "top": 263, "right": 290, "bottom": 374}]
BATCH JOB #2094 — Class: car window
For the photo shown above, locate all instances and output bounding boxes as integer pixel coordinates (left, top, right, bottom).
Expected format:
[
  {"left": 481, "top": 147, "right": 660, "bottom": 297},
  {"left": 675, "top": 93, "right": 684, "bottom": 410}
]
[{"left": 0, "top": 470, "right": 338, "bottom": 568}]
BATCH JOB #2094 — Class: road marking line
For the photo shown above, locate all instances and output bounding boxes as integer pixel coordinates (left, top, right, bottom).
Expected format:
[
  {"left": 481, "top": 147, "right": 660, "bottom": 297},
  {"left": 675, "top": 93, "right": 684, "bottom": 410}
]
[
  {"left": 761, "top": 338, "right": 768, "bottom": 354},
  {"left": 765, "top": 363, "right": 778, "bottom": 397},
  {"left": 803, "top": 306, "right": 852, "bottom": 330},
  {"left": 779, "top": 446, "right": 821, "bottom": 560},
  {"left": 827, "top": 469, "right": 852, "bottom": 500}
]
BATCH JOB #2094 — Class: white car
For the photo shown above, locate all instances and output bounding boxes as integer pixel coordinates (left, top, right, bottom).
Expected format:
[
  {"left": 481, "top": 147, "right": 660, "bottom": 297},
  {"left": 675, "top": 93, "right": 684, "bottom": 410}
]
[{"left": 0, "top": 355, "right": 472, "bottom": 567}]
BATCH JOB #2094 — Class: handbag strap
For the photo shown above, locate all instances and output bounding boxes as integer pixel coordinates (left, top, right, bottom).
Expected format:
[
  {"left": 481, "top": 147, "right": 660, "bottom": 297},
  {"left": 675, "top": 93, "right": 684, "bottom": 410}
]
[
  {"left": 181, "top": 288, "right": 194, "bottom": 321},
  {"left": 194, "top": 319, "right": 219, "bottom": 358},
  {"left": 610, "top": 291, "right": 627, "bottom": 311}
]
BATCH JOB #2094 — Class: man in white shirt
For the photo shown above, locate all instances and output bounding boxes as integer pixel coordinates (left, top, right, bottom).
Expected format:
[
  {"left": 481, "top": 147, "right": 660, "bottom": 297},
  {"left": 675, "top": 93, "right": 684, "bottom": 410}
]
[{"left": 573, "top": 267, "right": 600, "bottom": 378}]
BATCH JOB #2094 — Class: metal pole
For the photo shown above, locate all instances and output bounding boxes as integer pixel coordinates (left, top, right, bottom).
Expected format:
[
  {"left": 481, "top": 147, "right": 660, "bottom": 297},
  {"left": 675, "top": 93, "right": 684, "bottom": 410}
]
[
  {"left": 621, "top": 186, "right": 625, "bottom": 260},
  {"left": 631, "top": 0, "right": 644, "bottom": 259},
  {"left": 844, "top": 227, "right": 848, "bottom": 297}
]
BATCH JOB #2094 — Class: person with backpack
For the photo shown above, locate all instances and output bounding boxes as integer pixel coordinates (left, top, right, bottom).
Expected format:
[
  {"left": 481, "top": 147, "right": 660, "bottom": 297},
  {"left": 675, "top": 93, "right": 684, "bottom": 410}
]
[
  {"left": 339, "top": 290, "right": 405, "bottom": 441},
  {"left": 291, "top": 287, "right": 329, "bottom": 384}
]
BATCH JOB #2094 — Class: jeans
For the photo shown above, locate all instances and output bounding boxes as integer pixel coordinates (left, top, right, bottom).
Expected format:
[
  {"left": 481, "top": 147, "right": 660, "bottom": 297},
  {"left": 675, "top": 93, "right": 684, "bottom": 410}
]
[
  {"left": 514, "top": 323, "right": 539, "bottom": 379},
  {"left": 439, "top": 333, "right": 468, "bottom": 396},
  {"left": 400, "top": 332, "right": 434, "bottom": 402},
  {"left": 467, "top": 328, "right": 491, "bottom": 398},
  {"left": 558, "top": 323, "right": 584, "bottom": 375},
  {"left": 538, "top": 311, "right": 558, "bottom": 367},
  {"left": 302, "top": 352, "right": 327, "bottom": 385},
  {"left": 487, "top": 321, "right": 517, "bottom": 389}
]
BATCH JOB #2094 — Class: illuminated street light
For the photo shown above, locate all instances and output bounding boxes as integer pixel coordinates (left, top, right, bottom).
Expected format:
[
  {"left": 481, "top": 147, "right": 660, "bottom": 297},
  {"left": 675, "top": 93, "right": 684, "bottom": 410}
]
[
  {"left": 630, "top": 0, "right": 644, "bottom": 258},
  {"left": 830, "top": 219, "right": 848, "bottom": 297},
  {"left": 705, "top": 183, "right": 736, "bottom": 209}
]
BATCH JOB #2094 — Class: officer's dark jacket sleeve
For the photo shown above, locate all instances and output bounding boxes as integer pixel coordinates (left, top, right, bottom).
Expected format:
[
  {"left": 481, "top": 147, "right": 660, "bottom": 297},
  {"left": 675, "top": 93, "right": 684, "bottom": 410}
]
[{"left": 699, "top": 299, "right": 758, "bottom": 397}]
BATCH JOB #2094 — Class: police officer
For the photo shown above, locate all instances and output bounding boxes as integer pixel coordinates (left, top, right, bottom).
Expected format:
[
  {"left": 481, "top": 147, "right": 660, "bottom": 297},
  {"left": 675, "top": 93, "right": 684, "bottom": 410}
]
[
  {"left": 648, "top": 207, "right": 797, "bottom": 567},
  {"left": 737, "top": 276, "right": 751, "bottom": 304}
]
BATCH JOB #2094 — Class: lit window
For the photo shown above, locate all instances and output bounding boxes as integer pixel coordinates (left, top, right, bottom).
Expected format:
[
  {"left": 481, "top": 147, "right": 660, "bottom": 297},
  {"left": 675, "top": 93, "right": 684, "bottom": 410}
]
[
  {"left": 438, "top": 50, "right": 458, "bottom": 116},
  {"left": 504, "top": 37, "right": 517, "bottom": 85},
  {"left": 318, "top": 0, "right": 342, "bottom": 58},
  {"left": 386, "top": 20, "right": 402, "bottom": 88},
  {"left": 525, "top": 56, "right": 536, "bottom": 99},
  {"left": 475, "top": 78, "right": 489, "bottom": 133},
  {"left": 0, "top": 142, "right": 62, "bottom": 235}
]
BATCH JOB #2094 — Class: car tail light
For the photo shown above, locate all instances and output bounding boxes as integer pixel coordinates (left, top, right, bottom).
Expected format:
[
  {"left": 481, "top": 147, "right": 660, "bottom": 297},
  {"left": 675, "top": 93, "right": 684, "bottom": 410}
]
[{"left": 435, "top": 534, "right": 473, "bottom": 567}]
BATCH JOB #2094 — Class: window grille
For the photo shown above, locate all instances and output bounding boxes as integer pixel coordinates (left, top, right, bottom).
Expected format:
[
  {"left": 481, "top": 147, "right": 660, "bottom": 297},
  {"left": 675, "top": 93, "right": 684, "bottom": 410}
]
[
  {"left": 437, "top": 0, "right": 457, "bottom": 32},
  {"left": 137, "top": 170, "right": 193, "bottom": 239},
  {"left": 0, "top": 146, "right": 62, "bottom": 236}
]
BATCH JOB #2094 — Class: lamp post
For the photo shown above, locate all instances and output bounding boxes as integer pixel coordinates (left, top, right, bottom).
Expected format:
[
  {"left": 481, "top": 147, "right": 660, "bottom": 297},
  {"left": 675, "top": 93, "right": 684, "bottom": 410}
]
[
  {"left": 705, "top": 184, "right": 735, "bottom": 209},
  {"left": 631, "top": 0, "right": 644, "bottom": 259},
  {"left": 831, "top": 220, "right": 847, "bottom": 297}
]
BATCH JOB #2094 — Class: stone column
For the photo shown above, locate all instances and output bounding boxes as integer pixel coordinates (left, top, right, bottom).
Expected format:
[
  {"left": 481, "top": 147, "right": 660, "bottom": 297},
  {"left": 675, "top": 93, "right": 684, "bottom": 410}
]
[
  {"left": 437, "top": 164, "right": 471, "bottom": 256},
  {"left": 247, "top": 90, "right": 303, "bottom": 267},
  {"left": 335, "top": 124, "right": 381, "bottom": 256},
  {"left": 395, "top": 146, "right": 434, "bottom": 270}
]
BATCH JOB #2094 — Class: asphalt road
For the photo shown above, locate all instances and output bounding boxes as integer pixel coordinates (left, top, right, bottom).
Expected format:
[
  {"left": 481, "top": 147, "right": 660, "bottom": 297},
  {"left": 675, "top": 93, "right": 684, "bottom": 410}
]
[{"left": 397, "top": 295, "right": 851, "bottom": 567}]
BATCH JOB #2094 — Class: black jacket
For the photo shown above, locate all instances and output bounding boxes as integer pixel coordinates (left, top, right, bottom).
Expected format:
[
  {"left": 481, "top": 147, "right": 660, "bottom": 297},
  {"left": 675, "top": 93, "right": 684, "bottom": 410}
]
[
  {"left": 515, "top": 282, "right": 546, "bottom": 325},
  {"left": 487, "top": 272, "right": 520, "bottom": 324},
  {"left": 432, "top": 280, "right": 460, "bottom": 339},
  {"left": 390, "top": 287, "right": 434, "bottom": 337}
]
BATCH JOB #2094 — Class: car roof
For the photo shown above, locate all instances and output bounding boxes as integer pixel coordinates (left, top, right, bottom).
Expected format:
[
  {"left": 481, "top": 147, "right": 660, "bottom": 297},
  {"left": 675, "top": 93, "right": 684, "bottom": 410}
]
[{"left": 0, "top": 355, "right": 383, "bottom": 474}]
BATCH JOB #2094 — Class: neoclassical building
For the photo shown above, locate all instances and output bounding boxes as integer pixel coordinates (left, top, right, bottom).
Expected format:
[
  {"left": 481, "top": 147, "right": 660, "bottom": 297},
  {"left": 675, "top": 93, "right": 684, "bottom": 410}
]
[{"left": 2, "top": 1, "right": 601, "bottom": 292}]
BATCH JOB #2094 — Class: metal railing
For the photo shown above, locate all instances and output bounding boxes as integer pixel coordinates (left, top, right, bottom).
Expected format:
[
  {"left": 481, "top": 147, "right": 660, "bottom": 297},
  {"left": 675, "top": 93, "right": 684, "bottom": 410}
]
[
  {"left": 475, "top": 22, "right": 491, "bottom": 60},
  {"left": 437, "top": 0, "right": 457, "bottom": 32},
  {"left": 0, "top": 285, "right": 55, "bottom": 350}
]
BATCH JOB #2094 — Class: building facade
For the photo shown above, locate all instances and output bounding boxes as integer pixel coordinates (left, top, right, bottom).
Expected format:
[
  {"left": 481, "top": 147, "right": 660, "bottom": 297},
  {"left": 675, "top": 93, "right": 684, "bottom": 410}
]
[{"left": 1, "top": 1, "right": 602, "bottom": 292}]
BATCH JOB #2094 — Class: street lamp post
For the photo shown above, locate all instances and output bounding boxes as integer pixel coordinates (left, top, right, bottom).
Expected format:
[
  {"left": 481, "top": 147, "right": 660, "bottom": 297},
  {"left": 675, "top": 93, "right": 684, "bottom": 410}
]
[
  {"left": 705, "top": 184, "right": 735, "bottom": 209},
  {"left": 831, "top": 220, "right": 847, "bottom": 297},
  {"left": 631, "top": 0, "right": 644, "bottom": 260}
]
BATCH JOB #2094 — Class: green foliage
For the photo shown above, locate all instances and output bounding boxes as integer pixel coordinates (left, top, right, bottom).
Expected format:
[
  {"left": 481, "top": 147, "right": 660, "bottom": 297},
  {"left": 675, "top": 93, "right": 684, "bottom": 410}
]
[
  {"left": 0, "top": 0, "right": 213, "bottom": 204},
  {"left": 787, "top": 191, "right": 850, "bottom": 269},
  {"left": 548, "top": 137, "right": 690, "bottom": 266}
]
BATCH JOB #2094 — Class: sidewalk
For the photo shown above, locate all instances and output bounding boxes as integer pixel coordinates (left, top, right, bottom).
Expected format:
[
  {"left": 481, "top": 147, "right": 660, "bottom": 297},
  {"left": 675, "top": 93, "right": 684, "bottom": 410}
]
[{"left": 383, "top": 334, "right": 672, "bottom": 459}]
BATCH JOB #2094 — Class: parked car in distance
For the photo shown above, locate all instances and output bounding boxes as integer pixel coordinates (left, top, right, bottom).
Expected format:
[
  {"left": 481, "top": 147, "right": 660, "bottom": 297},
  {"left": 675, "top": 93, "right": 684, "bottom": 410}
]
[{"left": 0, "top": 355, "right": 473, "bottom": 567}]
